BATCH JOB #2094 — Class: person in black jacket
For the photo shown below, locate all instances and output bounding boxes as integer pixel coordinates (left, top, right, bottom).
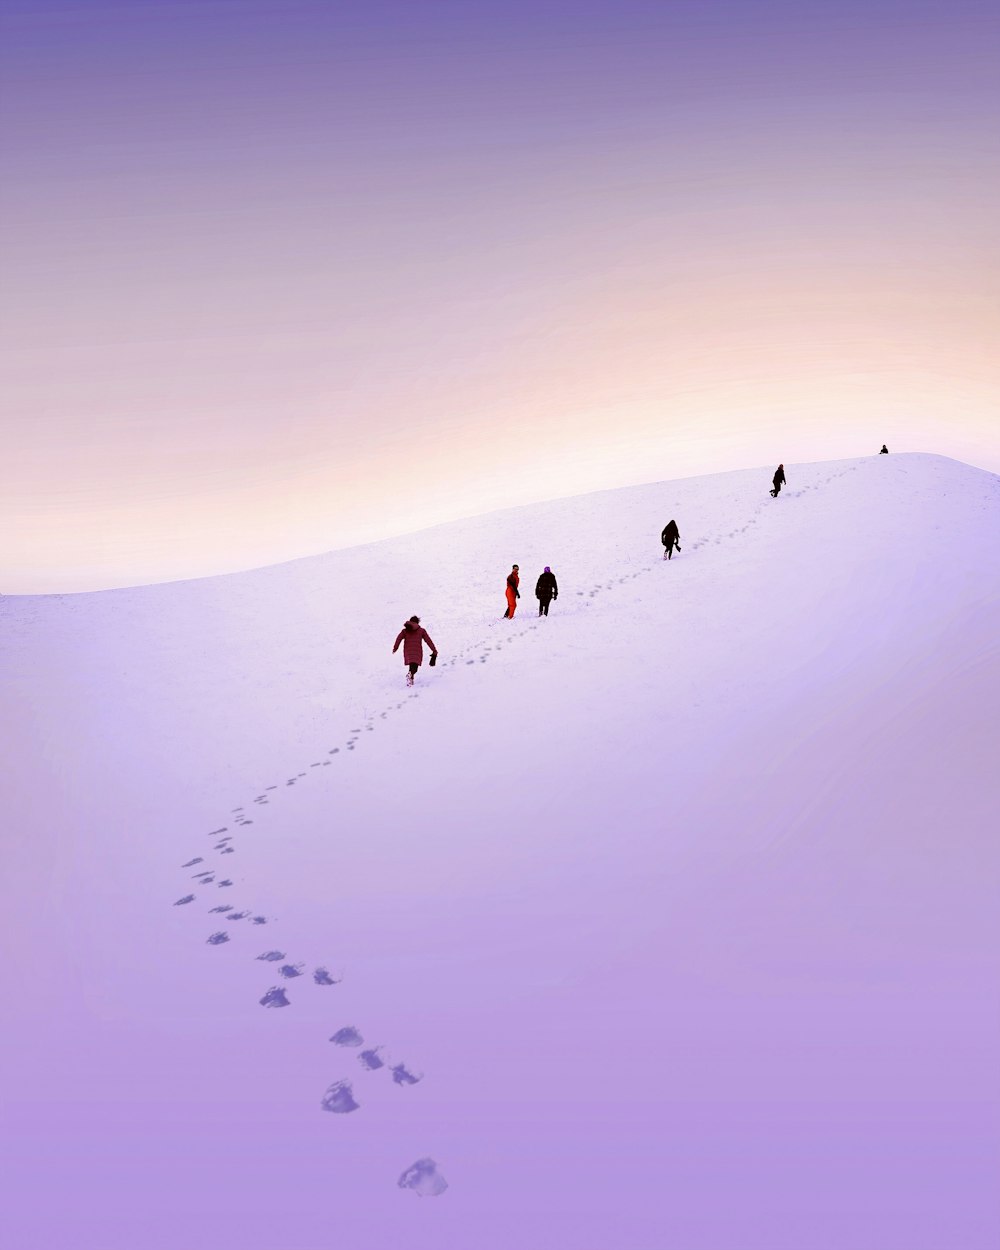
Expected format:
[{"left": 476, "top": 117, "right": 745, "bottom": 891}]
[
  {"left": 770, "top": 464, "right": 785, "bottom": 497},
  {"left": 661, "top": 519, "right": 681, "bottom": 559},
  {"left": 535, "top": 567, "right": 559, "bottom": 616},
  {"left": 879, "top": 444, "right": 888, "bottom": 454}
]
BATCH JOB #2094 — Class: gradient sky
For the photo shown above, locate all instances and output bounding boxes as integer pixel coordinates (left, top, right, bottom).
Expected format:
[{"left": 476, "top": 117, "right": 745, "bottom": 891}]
[{"left": 2, "top": 0, "right": 998, "bottom": 592}]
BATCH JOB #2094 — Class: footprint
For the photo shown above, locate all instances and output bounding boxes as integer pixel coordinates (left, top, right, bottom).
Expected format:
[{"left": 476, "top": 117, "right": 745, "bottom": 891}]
[
  {"left": 398, "top": 1158, "right": 447, "bottom": 1197},
  {"left": 209, "top": 828, "right": 228, "bottom": 836},
  {"left": 196, "top": 875, "right": 216, "bottom": 884},
  {"left": 210, "top": 904, "right": 234, "bottom": 913},
  {"left": 358, "top": 1048, "right": 385, "bottom": 1070},
  {"left": 330, "top": 1026, "right": 364, "bottom": 1047},
  {"left": 266, "top": 786, "right": 277, "bottom": 791},
  {"left": 328, "top": 749, "right": 339, "bottom": 755},
  {"left": 314, "top": 967, "right": 340, "bottom": 986},
  {"left": 256, "top": 950, "right": 286, "bottom": 962},
  {"left": 220, "top": 847, "right": 235, "bottom": 854},
  {"left": 390, "top": 1063, "right": 422, "bottom": 1087},
  {"left": 259, "top": 987, "right": 290, "bottom": 1008},
  {"left": 226, "top": 910, "right": 251, "bottom": 921},
  {"left": 218, "top": 880, "right": 233, "bottom": 888},
  {"left": 251, "top": 916, "right": 268, "bottom": 925},
  {"left": 280, "top": 963, "right": 304, "bottom": 979},
  {"left": 182, "top": 858, "right": 203, "bottom": 868},
  {"left": 192, "top": 870, "right": 213, "bottom": 879},
  {"left": 206, "top": 932, "right": 230, "bottom": 946},
  {"left": 174, "top": 894, "right": 196, "bottom": 906},
  {"left": 320, "top": 1080, "right": 359, "bottom": 1114}
]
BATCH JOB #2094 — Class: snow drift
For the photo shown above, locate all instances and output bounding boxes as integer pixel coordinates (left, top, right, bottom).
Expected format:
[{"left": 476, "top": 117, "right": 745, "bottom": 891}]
[{"left": 1, "top": 453, "right": 998, "bottom": 1250}]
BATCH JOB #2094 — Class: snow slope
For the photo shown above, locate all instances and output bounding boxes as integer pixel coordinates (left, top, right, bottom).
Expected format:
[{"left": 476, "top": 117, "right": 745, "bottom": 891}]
[{"left": 1, "top": 453, "right": 998, "bottom": 1250}]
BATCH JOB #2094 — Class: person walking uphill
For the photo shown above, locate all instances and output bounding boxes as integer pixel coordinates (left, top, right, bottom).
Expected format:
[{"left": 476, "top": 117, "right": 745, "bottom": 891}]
[
  {"left": 770, "top": 464, "right": 786, "bottom": 497},
  {"left": 535, "top": 566, "right": 558, "bottom": 616},
  {"left": 504, "top": 565, "right": 520, "bottom": 618},
  {"left": 392, "top": 616, "right": 438, "bottom": 686},
  {"left": 661, "top": 519, "right": 681, "bottom": 559},
  {"left": 879, "top": 444, "right": 889, "bottom": 454}
]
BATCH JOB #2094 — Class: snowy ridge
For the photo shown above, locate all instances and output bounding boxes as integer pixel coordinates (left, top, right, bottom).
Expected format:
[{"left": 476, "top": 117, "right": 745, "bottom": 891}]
[{"left": 2, "top": 453, "right": 999, "bottom": 1250}]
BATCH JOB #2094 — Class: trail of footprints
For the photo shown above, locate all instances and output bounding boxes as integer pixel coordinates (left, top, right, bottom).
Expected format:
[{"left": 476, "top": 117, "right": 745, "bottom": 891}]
[{"left": 171, "top": 462, "right": 859, "bottom": 1188}]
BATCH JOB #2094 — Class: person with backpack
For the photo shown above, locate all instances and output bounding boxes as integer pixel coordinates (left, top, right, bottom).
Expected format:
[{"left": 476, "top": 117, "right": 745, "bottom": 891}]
[
  {"left": 770, "top": 464, "right": 785, "bottom": 497},
  {"left": 535, "top": 566, "right": 558, "bottom": 615},
  {"left": 661, "top": 519, "right": 681, "bottom": 559},
  {"left": 392, "top": 616, "right": 438, "bottom": 686},
  {"left": 879, "top": 444, "right": 889, "bottom": 454},
  {"left": 504, "top": 565, "right": 520, "bottom": 618}
]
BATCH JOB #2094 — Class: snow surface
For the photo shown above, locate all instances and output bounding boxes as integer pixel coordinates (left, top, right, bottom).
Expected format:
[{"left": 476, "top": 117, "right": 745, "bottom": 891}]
[{"left": 1, "top": 453, "right": 998, "bottom": 1249}]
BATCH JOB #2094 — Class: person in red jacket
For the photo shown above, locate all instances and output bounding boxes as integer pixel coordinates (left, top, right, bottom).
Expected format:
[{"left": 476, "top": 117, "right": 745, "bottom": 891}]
[
  {"left": 504, "top": 565, "right": 520, "bottom": 619},
  {"left": 392, "top": 616, "right": 438, "bottom": 686}
]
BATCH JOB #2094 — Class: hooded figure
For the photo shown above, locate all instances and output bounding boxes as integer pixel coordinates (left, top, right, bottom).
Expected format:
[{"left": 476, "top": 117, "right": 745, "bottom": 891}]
[
  {"left": 504, "top": 565, "right": 520, "bottom": 618},
  {"left": 770, "top": 464, "right": 785, "bottom": 496},
  {"left": 535, "top": 567, "right": 559, "bottom": 616},
  {"left": 879, "top": 444, "right": 889, "bottom": 454},
  {"left": 661, "top": 519, "right": 681, "bottom": 559},
  {"left": 392, "top": 616, "right": 438, "bottom": 686}
]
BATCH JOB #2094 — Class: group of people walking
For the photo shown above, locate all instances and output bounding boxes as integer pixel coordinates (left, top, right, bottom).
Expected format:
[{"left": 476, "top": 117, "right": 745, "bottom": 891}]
[
  {"left": 392, "top": 449, "right": 891, "bottom": 683},
  {"left": 503, "top": 565, "right": 560, "bottom": 619}
]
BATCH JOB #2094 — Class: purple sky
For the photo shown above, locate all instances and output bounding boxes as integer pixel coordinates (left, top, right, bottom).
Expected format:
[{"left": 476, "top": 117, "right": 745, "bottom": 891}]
[{"left": 2, "top": 0, "right": 998, "bottom": 591}]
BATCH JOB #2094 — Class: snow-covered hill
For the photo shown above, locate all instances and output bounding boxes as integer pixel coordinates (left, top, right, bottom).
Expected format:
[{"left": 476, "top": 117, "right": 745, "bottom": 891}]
[{"left": 2, "top": 453, "right": 998, "bottom": 1250}]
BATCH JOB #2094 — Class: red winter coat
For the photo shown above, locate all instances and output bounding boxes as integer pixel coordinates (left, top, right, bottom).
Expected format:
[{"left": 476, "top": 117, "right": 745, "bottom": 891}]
[{"left": 393, "top": 622, "right": 437, "bottom": 665}]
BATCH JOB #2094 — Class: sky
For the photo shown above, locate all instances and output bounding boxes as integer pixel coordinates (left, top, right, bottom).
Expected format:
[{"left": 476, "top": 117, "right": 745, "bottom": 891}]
[{"left": 2, "top": 0, "right": 998, "bottom": 592}]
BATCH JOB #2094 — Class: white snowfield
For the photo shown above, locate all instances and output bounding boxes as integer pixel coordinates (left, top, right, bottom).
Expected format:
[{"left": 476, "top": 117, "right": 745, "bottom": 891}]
[{"left": 1, "top": 452, "right": 998, "bottom": 1250}]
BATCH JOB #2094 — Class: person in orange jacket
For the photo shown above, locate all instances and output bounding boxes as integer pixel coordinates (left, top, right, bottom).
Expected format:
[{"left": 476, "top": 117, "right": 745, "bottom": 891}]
[{"left": 504, "top": 565, "right": 520, "bottom": 618}]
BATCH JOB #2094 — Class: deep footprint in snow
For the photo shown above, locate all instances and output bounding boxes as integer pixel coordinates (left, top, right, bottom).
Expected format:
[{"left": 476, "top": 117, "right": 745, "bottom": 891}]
[
  {"left": 251, "top": 916, "right": 268, "bottom": 925},
  {"left": 225, "top": 910, "right": 251, "bottom": 921},
  {"left": 390, "top": 1063, "right": 422, "bottom": 1087},
  {"left": 358, "top": 1048, "right": 385, "bottom": 1071},
  {"left": 398, "top": 1158, "right": 448, "bottom": 1197},
  {"left": 182, "top": 858, "right": 203, "bottom": 868},
  {"left": 259, "top": 987, "right": 290, "bottom": 1008},
  {"left": 314, "top": 967, "right": 340, "bottom": 986},
  {"left": 206, "top": 932, "right": 230, "bottom": 946},
  {"left": 217, "top": 879, "right": 233, "bottom": 888},
  {"left": 174, "top": 894, "right": 195, "bottom": 906},
  {"left": 320, "top": 1080, "right": 359, "bottom": 1114},
  {"left": 210, "top": 904, "right": 233, "bottom": 913},
  {"left": 279, "top": 963, "right": 304, "bottom": 979},
  {"left": 257, "top": 950, "right": 286, "bottom": 962},
  {"left": 330, "top": 1026, "right": 363, "bottom": 1047},
  {"left": 209, "top": 828, "right": 227, "bottom": 836}
]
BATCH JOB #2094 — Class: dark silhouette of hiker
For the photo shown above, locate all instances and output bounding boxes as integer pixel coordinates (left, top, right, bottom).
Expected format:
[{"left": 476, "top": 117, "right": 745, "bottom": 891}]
[
  {"left": 879, "top": 444, "right": 888, "bottom": 454},
  {"left": 535, "top": 567, "right": 558, "bottom": 615},
  {"left": 504, "top": 565, "right": 520, "bottom": 618},
  {"left": 392, "top": 616, "right": 438, "bottom": 686},
  {"left": 770, "top": 464, "right": 785, "bottom": 497},
  {"left": 661, "top": 519, "right": 681, "bottom": 559}
]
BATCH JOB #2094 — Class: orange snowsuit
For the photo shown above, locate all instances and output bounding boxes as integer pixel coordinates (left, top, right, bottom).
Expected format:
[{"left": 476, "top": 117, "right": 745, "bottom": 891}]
[{"left": 505, "top": 569, "right": 520, "bottom": 618}]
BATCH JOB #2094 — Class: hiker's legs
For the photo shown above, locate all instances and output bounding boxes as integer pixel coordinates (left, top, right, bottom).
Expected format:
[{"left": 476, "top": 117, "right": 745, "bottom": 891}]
[
  {"left": 407, "top": 662, "right": 418, "bottom": 686},
  {"left": 506, "top": 587, "right": 517, "bottom": 618}
]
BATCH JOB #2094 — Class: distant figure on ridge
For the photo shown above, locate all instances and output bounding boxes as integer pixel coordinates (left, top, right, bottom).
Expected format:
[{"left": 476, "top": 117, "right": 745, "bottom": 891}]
[
  {"left": 879, "top": 444, "right": 889, "bottom": 454},
  {"left": 770, "top": 464, "right": 785, "bottom": 497},
  {"left": 535, "top": 567, "right": 559, "bottom": 616},
  {"left": 504, "top": 565, "right": 520, "bottom": 618},
  {"left": 661, "top": 519, "right": 681, "bottom": 559},
  {"left": 392, "top": 616, "right": 438, "bottom": 687}
]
